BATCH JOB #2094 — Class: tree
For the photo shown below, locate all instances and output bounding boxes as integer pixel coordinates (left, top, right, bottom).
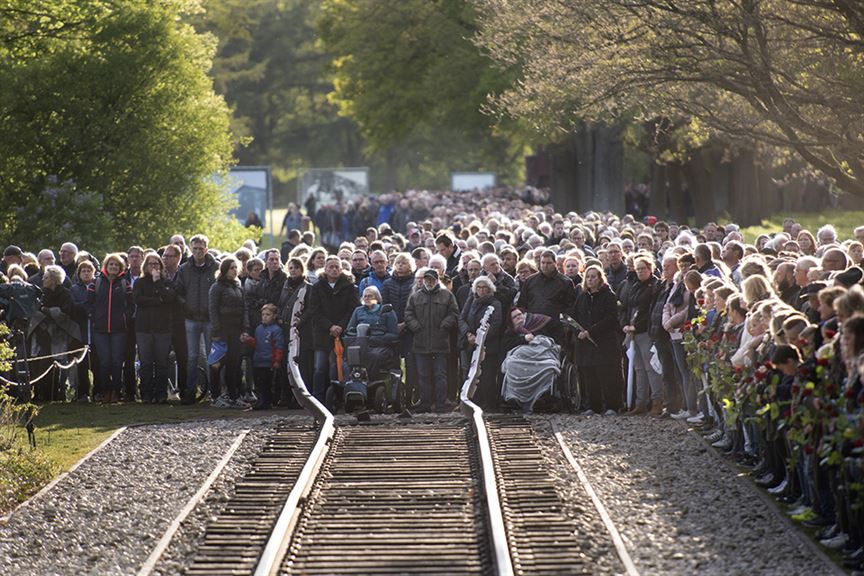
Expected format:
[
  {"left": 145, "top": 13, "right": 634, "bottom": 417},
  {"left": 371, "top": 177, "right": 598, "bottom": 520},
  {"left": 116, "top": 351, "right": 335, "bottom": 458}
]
[
  {"left": 0, "top": 0, "right": 247, "bottom": 253},
  {"left": 475, "top": 0, "right": 864, "bottom": 198},
  {"left": 197, "top": 0, "right": 366, "bottom": 202},
  {"left": 319, "top": 0, "right": 526, "bottom": 190}
]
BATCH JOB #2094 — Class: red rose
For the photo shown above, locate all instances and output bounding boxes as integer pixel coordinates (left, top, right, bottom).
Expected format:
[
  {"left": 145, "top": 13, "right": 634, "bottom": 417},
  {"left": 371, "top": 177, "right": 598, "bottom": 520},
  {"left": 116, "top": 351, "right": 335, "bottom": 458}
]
[
  {"left": 816, "top": 358, "right": 829, "bottom": 367},
  {"left": 697, "top": 298, "right": 705, "bottom": 306},
  {"left": 802, "top": 388, "right": 813, "bottom": 397},
  {"left": 710, "top": 333, "right": 721, "bottom": 342},
  {"left": 734, "top": 366, "right": 743, "bottom": 374},
  {"left": 803, "top": 444, "right": 813, "bottom": 455},
  {"left": 825, "top": 329, "right": 837, "bottom": 339},
  {"left": 854, "top": 438, "right": 864, "bottom": 448},
  {"left": 791, "top": 384, "right": 800, "bottom": 395}
]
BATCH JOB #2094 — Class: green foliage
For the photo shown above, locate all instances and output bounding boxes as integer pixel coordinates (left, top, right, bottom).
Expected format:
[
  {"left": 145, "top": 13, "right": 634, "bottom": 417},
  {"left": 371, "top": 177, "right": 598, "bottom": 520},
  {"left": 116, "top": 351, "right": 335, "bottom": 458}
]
[
  {"left": 0, "top": 0, "right": 245, "bottom": 253},
  {"left": 476, "top": 0, "right": 864, "bottom": 196},
  {"left": 319, "top": 0, "right": 526, "bottom": 189},
  {"left": 197, "top": 0, "right": 365, "bottom": 200},
  {"left": 0, "top": 323, "right": 54, "bottom": 513}
]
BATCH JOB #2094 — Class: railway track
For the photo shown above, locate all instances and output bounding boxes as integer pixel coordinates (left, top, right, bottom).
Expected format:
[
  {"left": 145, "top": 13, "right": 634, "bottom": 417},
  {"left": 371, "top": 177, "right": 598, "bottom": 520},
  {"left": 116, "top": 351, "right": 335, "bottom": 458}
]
[{"left": 143, "top": 302, "right": 631, "bottom": 575}]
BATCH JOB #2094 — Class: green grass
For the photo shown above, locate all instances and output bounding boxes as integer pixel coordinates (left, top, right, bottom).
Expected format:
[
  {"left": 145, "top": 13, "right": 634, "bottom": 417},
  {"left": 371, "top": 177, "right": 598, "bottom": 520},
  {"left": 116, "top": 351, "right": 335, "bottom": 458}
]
[
  {"left": 27, "top": 402, "right": 290, "bottom": 472},
  {"left": 0, "top": 401, "right": 299, "bottom": 514},
  {"left": 739, "top": 210, "right": 864, "bottom": 244}
]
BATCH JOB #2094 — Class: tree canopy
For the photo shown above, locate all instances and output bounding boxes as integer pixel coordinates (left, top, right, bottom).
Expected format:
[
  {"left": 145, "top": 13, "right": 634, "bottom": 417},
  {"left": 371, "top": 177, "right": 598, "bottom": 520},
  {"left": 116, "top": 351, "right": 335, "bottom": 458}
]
[
  {"left": 0, "top": 0, "right": 247, "bottom": 253},
  {"left": 318, "top": 0, "right": 526, "bottom": 189},
  {"left": 476, "top": 0, "right": 864, "bottom": 197}
]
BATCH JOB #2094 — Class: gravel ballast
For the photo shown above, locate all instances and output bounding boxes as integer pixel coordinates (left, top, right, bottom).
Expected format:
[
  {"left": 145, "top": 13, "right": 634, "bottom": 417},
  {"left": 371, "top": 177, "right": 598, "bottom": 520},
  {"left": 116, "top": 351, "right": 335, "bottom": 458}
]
[
  {"left": 539, "top": 414, "right": 837, "bottom": 576},
  {"left": 0, "top": 415, "right": 312, "bottom": 576}
]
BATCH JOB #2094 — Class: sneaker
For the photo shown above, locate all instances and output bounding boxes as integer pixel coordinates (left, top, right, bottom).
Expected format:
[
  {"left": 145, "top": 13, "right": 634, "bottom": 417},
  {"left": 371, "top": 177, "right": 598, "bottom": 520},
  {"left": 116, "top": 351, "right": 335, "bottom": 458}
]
[
  {"left": 787, "top": 503, "right": 808, "bottom": 517},
  {"left": 821, "top": 533, "right": 849, "bottom": 550},
  {"left": 705, "top": 430, "right": 724, "bottom": 443},
  {"left": 233, "top": 397, "right": 251, "bottom": 409},
  {"left": 212, "top": 395, "right": 233, "bottom": 408},
  {"left": 243, "top": 392, "right": 258, "bottom": 404},
  {"left": 686, "top": 412, "right": 706, "bottom": 425},
  {"left": 712, "top": 435, "right": 733, "bottom": 450},
  {"left": 790, "top": 507, "right": 816, "bottom": 523},
  {"left": 670, "top": 409, "right": 690, "bottom": 420},
  {"left": 604, "top": 409, "right": 617, "bottom": 416}
]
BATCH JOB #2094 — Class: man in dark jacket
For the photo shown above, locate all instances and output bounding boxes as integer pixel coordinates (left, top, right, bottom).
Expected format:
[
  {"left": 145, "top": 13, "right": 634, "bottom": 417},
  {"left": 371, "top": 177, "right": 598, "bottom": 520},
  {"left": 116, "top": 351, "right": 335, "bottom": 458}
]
[
  {"left": 649, "top": 254, "right": 681, "bottom": 416},
  {"left": 405, "top": 269, "right": 459, "bottom": 412},
  {"left": 176, "top": 234, "right": 219, "bottom": 400},
  {"left": 246, "top": 249, "right": 287, "bottom": 331},
  {"left": 435, "top": 233, "right": 462, "bottom": 279},
  {"left": 308, "top": 256, "right": 360, "bottom": 401},
  {"left": 516, "top": 250, "right": 576, "bottom": 343},
  {"left": 162, "top": 243, "right": 189, "bottom": 401},
  {"left": 604, "top": 242, "right": 628, "bottom": 294}
]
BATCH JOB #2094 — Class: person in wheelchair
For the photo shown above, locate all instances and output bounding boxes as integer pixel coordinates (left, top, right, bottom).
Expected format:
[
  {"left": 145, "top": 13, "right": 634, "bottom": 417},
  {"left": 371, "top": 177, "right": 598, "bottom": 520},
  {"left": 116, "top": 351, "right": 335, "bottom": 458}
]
[{"left": 345, "top": 286, "right": 400, "bottom": 382}]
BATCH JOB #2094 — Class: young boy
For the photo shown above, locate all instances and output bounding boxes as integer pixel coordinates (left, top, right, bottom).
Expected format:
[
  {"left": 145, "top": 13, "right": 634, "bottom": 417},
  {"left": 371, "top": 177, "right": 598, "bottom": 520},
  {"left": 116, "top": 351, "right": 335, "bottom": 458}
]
[{"left": 245, "top": 303, "right": 285, "bottom": 410}]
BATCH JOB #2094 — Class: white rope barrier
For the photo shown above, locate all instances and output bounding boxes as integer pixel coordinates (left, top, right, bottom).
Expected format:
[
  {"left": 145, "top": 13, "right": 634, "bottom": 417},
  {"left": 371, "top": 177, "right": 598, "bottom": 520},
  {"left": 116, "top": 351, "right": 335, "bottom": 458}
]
[{"left": 0, "top": 346, "right": 90, "bottom": 387}]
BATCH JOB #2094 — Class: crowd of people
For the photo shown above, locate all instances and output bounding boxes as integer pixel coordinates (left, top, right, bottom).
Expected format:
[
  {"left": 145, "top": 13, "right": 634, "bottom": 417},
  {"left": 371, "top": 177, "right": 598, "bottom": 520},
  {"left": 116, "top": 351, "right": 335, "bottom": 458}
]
[{"left": 4, "top": 186, "right": 864, "bottom": 565}]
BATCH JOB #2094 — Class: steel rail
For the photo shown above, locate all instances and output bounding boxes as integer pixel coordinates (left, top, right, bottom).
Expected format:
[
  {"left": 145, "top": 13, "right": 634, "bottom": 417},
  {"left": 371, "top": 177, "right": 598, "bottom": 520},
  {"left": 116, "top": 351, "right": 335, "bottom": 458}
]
[
  {"left": 459, "top": 305, "right": 515, "bottom": 576},
  {"left": 254, "top": 287, "right": 335, "bottom": 576}
]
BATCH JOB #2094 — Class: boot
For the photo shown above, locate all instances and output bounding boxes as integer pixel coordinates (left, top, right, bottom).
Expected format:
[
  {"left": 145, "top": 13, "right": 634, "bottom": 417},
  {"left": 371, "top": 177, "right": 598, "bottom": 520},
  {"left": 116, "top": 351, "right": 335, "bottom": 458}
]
[
  {"left": 649, "top": 400, "right": 664, "bottom": 417},
  {"left": 626, "top": 403, "right": 649, "bottom": 416}
]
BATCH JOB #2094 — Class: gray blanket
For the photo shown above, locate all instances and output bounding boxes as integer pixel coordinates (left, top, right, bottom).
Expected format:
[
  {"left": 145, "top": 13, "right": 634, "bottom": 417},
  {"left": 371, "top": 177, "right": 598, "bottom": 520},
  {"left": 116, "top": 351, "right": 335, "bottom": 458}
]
[{"left": 501, "top": 335, "right": 561, "bottom": 413}]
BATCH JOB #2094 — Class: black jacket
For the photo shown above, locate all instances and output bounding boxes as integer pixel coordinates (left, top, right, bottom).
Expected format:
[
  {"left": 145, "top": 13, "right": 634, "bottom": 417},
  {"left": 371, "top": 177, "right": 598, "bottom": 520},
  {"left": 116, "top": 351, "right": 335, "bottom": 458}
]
[
  {"left": 649, "top": 280, "right": 673, "bottom": 342},
  {"left": 381, "top": 273, "right": 415, "bottom": 323},
  {"left": 177, "top": 254, "right": 219, "bottom": 321},
  {"left": 620, "top": 275, "right": 660, "bottom": 334},
  {"left": 209, "top": 279, "right": 245, "bottom": 337},
  {"left": 133, "top": 276, "right": 176, "bottom": 334},
  {"left": 458, "top": 294, "right": 502, "bottom": 353},
  {"left": 308, "top": 274, "right": 360, "bottom": 350},
  {"left": 87, "top": 271, "right": 133, "bottom": 334},
  {"left": 515, "top": 271, "right": 576, "bottom": 340},
  {"left": 574, "top": 284, "right": 621, "bottom": 366},
  {"left": 246, "top": 268, "right": 287, "bottom": 330}
]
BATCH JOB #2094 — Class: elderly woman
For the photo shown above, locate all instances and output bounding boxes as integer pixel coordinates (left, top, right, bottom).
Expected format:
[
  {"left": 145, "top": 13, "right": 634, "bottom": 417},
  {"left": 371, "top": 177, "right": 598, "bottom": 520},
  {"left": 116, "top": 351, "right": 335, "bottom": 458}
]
[
  {"left": 346, "top": 286, "right": 399, "bottom": 380},
  {"left": 134, "top": 253, "right": 176, "bottom": 403},
  {"left": 458, "top": 276, "right": 502, "bottom": 409},
  {"left": 87, "top": 253, "right": 133, "bottom": 403},
  {"left": 501, "top": 307, "right": 559, "bottom": 413},
  {"left": 31, "top": 265, "right": 78, "bottom": 401},
  {"left": 574, "top": 265, "right": 623, "bottom": 415}
]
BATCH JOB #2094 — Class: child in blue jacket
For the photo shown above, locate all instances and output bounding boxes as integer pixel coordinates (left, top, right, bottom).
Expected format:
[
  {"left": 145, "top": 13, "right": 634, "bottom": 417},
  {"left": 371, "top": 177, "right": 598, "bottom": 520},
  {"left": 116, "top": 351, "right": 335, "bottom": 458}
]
[{"left": 245, "top": 303, "right": 285, "bottom": 410}]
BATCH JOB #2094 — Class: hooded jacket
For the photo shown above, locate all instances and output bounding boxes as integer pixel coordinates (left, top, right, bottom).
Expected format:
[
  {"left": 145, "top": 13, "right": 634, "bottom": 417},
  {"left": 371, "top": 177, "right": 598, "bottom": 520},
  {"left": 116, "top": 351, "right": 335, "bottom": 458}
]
[
  {"left": 405, "top": 283, "right": 459, "bottom": 354},
  {"left": 87, "top": 270, "right": 133, "bottom": 334}
]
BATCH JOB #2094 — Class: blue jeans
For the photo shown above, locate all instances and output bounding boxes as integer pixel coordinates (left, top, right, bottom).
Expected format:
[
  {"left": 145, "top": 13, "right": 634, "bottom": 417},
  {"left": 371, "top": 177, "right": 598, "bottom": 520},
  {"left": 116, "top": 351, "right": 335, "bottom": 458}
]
[
  {"left": 415, "top": 353, "right": 448, "bottom": 410},
  {"left": 92, "top": 332, "right": 126, "bottom": 392},
  {"left": 185, "top": 320, "right": 211, "bottom": 396}
]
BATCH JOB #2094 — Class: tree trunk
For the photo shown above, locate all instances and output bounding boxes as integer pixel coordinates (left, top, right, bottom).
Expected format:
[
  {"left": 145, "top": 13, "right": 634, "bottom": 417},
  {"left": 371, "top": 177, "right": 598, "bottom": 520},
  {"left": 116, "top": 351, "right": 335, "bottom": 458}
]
[
  {"left": 667, "top": 162, "right": 687, "bottom": 223},
  {"left": 683, "top": 149, "right": 718, "bottom": 225},
  {"left": 650, "top": 162, "right": 668, "bottom": 218},
  {"left": 593, "top": 124, "right": 624, "bottom": 214}
]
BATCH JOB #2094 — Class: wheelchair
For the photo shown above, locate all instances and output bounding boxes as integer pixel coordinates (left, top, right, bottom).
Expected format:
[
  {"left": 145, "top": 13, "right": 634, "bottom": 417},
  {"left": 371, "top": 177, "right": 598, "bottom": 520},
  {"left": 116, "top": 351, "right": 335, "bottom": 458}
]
[{"left": 325, "top": 321, "right": 401, "bottom": 415}]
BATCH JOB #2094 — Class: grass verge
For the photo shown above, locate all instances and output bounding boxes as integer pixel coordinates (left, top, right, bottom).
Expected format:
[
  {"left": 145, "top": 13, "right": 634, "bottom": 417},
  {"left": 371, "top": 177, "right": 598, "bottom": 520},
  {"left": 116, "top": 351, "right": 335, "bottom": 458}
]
[{"left": 739, "top": 210, "right": 864, "bottom": 244}]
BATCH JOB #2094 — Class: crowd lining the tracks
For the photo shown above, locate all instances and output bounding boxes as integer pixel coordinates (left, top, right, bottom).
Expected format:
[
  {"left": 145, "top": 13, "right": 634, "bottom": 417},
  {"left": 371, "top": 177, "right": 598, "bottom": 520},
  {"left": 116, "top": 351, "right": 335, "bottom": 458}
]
[{"left": 4, "top": 186, "right": 864, "bottom": 566}]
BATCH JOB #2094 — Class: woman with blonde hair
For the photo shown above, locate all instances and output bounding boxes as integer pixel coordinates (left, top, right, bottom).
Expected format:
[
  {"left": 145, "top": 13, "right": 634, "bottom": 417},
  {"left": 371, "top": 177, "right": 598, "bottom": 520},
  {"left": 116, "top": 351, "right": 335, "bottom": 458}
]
[{"left": 741, "top": 275, "right": 777, "bottom": 308}]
